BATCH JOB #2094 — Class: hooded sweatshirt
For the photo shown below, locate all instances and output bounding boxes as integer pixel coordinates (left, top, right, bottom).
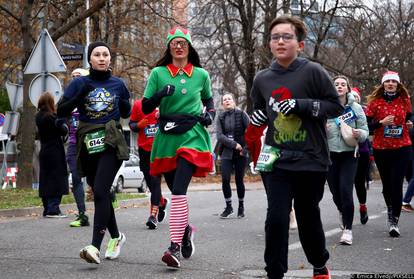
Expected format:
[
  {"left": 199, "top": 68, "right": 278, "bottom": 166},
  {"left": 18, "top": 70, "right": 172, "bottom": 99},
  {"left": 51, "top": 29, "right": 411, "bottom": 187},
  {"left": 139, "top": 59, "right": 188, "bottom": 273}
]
[{"left": 250, "top": 57, "right": 343, "bottom": 172}]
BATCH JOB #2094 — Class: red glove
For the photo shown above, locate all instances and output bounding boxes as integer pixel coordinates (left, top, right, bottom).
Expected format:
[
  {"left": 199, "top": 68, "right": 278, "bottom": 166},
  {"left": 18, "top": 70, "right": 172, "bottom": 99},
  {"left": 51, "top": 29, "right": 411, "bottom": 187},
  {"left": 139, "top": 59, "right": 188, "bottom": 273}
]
[{"left": 245, "top": 123, "right": 266, "bottom": 167}]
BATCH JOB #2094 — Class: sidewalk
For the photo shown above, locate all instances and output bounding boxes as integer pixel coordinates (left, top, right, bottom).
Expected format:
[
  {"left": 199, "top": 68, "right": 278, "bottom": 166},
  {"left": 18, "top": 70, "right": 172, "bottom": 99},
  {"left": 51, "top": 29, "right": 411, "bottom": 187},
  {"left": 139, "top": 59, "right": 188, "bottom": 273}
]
[{"left": 0, "top": 182, "right": 264, "bottom": 218}]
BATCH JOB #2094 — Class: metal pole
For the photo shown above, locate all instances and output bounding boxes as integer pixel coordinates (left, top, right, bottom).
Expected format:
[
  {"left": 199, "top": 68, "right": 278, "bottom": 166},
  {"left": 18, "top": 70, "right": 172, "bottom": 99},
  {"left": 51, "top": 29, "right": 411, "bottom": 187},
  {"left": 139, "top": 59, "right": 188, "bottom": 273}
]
[
  {"left": 83, "top": 0, "right": 90, "bottom": 69},
  {"left": 41, "top": 29, "right": 47, "bottom": 92}
]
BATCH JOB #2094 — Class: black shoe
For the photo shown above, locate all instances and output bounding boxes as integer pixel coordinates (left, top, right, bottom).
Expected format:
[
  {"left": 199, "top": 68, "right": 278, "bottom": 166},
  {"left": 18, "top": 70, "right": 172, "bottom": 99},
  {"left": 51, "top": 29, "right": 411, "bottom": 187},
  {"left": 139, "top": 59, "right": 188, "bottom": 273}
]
[
  {"left": 162, "top": 242, "right": 181, "bottom": 268},
  {"left": 389, "top": 216, "right": 400, "bottom": 237},
  {"left": 158, "top": 198, "right": 169, "bottom": 223},
  {"left": 146, "top": 215, "right": 158, "bottom": 230},
  {"left": 220, "top": 207, "right": 234, "bottom": 219},
  {"left": 181, "top": 224, "right": 195, "bottom": 258},
  {"left": 360, "top": 205, "right": 368, "bottom": 225},
  {"left": 70, "top": 213, "right": 90, "bottom": 227},
  {"left": 237, "top": 207, "right": 245, "bottom": 218}
]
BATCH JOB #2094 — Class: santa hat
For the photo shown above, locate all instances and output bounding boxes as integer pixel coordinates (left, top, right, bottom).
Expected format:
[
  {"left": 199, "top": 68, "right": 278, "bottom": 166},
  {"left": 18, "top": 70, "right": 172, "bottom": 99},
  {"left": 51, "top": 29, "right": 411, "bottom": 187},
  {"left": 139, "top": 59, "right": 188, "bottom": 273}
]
[
  {"left": 351, "top": 87, "right": 360, "bottom": 96},
  {"left": 381, "top": 71, "right": 400, "bottom": 84}
]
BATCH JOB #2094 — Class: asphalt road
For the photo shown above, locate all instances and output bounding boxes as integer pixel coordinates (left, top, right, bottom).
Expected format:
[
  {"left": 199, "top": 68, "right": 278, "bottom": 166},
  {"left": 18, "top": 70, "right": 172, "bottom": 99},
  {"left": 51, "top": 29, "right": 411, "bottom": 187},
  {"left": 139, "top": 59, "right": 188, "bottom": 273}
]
[{"left": 0, "top": 181, "right": 413, "bottom": 279}]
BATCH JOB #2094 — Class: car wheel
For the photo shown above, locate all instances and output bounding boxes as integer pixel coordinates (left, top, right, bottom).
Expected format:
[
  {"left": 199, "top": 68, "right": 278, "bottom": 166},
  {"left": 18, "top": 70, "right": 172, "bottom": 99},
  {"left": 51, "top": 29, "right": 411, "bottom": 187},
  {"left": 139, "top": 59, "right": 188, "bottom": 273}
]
[
  {"left": 115, "top": 176, "right": 124, "bottom": 193},
  {"left": 138, "top": 179, "right": 147, "bottom": 193}
]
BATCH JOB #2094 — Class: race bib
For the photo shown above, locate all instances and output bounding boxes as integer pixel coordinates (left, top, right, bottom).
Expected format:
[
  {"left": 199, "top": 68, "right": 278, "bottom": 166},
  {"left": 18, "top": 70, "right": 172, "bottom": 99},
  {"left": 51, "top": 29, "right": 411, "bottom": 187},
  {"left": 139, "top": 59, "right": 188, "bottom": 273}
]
[
  {"left": 84, "top": 129, "right": 106, "bottom": 154},
  {"left": 384, "top": 125, "right": 403, "bottom": 138},
  {"left": 144, "top": 124, "right": 158, "bottom": 138},
  {"left": 255, "top": 144, "right": 281, "bottom": 172},
  {"left": 335, "top": 107, "right": 357, "bottom": 126}
]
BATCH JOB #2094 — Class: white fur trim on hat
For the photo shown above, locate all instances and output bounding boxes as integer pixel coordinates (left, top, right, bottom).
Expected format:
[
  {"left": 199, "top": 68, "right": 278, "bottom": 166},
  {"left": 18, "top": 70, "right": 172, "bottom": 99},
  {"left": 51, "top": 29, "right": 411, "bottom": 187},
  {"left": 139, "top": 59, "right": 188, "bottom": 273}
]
[{"left": 381, "top": 71, "right": 400, "bottom": 84}]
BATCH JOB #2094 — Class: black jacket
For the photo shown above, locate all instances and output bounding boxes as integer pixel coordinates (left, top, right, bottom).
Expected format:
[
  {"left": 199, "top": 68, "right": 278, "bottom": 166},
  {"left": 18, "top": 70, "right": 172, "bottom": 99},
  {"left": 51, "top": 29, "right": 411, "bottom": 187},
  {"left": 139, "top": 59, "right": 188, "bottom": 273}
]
[{"left": 35, "top": 111, "right": 69, "bottom": 197}]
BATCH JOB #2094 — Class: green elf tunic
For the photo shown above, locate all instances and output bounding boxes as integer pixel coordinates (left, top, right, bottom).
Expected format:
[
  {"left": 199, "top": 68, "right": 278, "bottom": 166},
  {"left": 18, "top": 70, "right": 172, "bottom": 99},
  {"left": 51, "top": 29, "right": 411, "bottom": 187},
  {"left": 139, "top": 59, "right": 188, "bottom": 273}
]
[{"left": 144, "top": 63, "right": 213, "bottom": 177}]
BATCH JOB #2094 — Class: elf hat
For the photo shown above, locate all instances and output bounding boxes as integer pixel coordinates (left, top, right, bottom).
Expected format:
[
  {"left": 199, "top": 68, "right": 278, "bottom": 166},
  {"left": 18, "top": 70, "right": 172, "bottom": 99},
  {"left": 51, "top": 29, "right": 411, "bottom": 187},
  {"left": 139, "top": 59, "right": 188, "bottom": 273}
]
[
  {"left": 381, "top": 71, "right": 400, "bottom": 84},
  {"left": 167, "top": 26, "right": 192, "bottom": 46}
]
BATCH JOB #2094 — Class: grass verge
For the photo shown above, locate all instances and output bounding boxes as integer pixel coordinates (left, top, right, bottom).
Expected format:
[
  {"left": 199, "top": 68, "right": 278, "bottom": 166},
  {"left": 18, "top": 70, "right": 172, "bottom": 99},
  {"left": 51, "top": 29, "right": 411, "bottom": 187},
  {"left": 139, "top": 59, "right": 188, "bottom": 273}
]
[{"left": 0, "top": 188, "right": 145, "bottom": 210}]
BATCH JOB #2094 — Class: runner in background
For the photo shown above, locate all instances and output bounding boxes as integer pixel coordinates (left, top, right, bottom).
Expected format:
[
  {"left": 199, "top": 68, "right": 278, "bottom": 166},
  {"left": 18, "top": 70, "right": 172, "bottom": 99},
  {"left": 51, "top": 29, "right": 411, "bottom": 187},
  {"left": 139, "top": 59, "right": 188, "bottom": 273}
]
[{"left": 129, "top": 98, "right": 169, "bottom": 229}]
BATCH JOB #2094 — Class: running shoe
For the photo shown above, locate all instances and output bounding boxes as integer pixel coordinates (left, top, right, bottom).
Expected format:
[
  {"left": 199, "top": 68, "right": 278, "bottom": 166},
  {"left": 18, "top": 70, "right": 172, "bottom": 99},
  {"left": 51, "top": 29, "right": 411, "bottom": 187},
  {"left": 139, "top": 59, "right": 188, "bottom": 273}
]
[
  {"left": 146, "top": 215, "right": 158, "bottom": 230},
  {"left": 220, "top": 206, "right": 234, "bottom": 219},
  {"left": 237, "top": 207, "right": 245, "bottom": 218},
  {"left": 359, "top": 204, "right": 369, "bottom": 225},
  {"left": 339, "top": 229, "right": 353, "bottom": 245},
  {"left": 70, "top": 213, "right": 89, "bottom": 227},
  {"left": 158, "top": 197, "right": 169, "bottom": 223},
  {"left": 105, "top": 232, "right": 126, "bottom": 259},
  {"left": 402, "top": 203, "right": 414, "bottom": 212},
  {"left": 162, "top": 242, "right": 181, "bottom": 268},
  {"left": 46, "top": 213, "right": 67, "bottom": 218},
  {"left": 181, "top": 224, "right": 195, "bottom": 258},
  {"left": 313, "top": 266, "right": 331, "bottom": 279},
  {"left": 389, "top": 224, "right": 400, "bottom": 237},
  {"left": 80, "top": 245, "right": 100, "bottom": 264}
]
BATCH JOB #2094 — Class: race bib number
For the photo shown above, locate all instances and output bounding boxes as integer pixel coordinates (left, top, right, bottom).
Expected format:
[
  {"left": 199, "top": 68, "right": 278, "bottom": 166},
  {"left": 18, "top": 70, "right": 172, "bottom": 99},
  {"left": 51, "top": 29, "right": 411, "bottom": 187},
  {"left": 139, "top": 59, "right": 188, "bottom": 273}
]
[
  {"left": 384, "top": 125, "right": 403, "bottom": 138},
  {"left": 335, "top": 107, "right": 357, "bottom": 126},
  {"left": 84, "top": 129, "right": 106, "bottom": 154},
  {"left": 144, "top": 124, "right": 158, "bottom": 138},
  {"left": 255, "top": 144, "right": 281, "bottom": 172}
]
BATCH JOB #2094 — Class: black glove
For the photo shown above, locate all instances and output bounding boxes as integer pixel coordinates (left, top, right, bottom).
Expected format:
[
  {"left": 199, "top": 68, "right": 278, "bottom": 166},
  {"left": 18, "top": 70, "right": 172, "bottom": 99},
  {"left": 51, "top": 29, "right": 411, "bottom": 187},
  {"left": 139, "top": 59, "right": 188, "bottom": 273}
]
[
  {"left": 251, "top": 109, "right": 268, "bottom": 126},
  {"left": 200, "top": 111, "right": 213, "bottom": 127},
  {"left": 154, "top": 85, "right": 175, "bottom": 100},
  {"left": 279, "top": 99, "right": 300, "bottom": 116},
  {"left": 55, "top": 118, "right": 69, "bottom": 136}
]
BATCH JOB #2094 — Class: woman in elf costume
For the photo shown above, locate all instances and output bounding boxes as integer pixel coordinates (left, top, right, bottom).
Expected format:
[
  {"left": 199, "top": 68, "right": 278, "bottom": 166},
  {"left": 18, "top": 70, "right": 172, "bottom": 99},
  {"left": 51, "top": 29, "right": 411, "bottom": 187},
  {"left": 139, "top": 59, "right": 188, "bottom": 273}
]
[{"left": 142, "top": 26, "right": 215, "bottom": 268}]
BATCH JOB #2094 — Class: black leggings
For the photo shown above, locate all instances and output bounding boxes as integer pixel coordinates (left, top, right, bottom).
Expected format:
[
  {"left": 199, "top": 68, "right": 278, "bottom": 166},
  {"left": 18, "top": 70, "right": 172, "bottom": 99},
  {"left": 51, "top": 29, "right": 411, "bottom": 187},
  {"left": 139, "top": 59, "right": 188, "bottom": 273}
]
[
  {"left": 83, "top": 147, "right": 122, "bottom": 250},
  {"left": 221, "top": 155, "right": 247, "bottom": 201},
  {"left": 374, "top": 146, "right": 411, "bottom": 219},
  {"left": 139, "top": 148, "right": 161, "bottom": 205},
  {"left": 354, "top": 152, "right": 370, "bottom": 204},
  {"left": 163, "top": 157, "right": 195, "bottom": 195},
  {"left": 327, "top": 151, "right": 357, "bottom": 230}
]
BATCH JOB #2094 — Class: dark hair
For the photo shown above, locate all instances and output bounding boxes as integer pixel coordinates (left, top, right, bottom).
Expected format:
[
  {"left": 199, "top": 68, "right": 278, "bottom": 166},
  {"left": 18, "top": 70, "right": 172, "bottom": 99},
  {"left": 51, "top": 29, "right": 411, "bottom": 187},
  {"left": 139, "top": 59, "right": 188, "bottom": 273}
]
[
  {"left": 37, "top": 92, "right": 56, "bottom": 115},
  {"left": 154, "top": 44, "right": 201, "bottom": 68},
  {"left": 269, "top": 15, "right": 307, "bottom": 42}
]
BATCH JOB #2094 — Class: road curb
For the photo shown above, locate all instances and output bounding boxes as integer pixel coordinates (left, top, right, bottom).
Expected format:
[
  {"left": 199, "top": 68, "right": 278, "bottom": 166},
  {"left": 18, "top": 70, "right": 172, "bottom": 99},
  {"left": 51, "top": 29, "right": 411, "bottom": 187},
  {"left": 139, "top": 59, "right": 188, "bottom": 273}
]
[{"left": 0, "top": 182, "right": 264, "bottom": 218}]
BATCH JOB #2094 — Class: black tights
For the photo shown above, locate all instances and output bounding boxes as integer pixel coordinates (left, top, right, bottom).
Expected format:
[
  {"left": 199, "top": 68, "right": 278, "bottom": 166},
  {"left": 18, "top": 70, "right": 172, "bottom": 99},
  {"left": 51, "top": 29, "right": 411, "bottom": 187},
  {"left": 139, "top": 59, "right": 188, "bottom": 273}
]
[
  {"left": 354, "top": 152, "right": 370, "bottom": 205},
  {"left": 83, "top": 147, "right": 122, "bottom": 250},
  {"left": 163, "top": 157, "right": 195, "bottom": 195},
  {"left": 139, "top": 148, "right": 161, "bottom": 205},
  {"left": 221, "top": 155, "right": 247, "bottom": 202}
]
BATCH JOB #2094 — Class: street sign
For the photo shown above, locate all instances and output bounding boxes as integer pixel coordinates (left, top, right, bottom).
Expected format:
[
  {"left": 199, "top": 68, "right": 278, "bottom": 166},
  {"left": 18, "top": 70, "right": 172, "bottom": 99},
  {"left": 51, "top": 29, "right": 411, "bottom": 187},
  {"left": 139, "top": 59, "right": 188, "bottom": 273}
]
[
  {"left": 2, "top": 111, "right": 20, "bottom": 136},
  {"left": 0, "top": 113, "right": 4, "bottom": 126},
  {"left": 62, "top": 53, "right": 84, "bottom": 61},
  {"left": 61, "top": 42, "right": 84, "bottom": 52},
  {"left": 5, "top": 81, "right": 23, "bottom": 111},
  {"left": 23, "top": 29, "right": 66, "bottom": 74},
  {"left": 29, "top": 73, "right": 63, "bottom": 107}
]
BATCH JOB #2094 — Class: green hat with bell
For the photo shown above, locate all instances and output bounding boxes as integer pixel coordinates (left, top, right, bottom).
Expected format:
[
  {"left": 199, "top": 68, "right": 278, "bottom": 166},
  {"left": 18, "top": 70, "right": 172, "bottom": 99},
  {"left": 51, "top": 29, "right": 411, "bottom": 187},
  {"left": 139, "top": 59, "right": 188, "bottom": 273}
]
[{"left": 166, "top": 26, "right": 192, "bottom": 46}]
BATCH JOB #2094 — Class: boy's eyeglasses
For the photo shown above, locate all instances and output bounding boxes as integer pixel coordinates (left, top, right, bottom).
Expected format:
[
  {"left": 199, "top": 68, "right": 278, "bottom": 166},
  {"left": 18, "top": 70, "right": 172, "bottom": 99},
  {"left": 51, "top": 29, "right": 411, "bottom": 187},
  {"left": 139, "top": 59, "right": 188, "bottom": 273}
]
[{"left": 271, "top": 34, "right": 296, "bottom": 42}]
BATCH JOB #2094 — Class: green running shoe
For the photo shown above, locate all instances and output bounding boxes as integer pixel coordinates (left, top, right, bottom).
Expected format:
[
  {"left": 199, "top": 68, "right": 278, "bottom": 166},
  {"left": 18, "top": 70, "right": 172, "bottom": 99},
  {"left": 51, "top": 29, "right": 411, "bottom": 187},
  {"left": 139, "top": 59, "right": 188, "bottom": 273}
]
[
  {"left": 70, "top": 213, "right": 90, "bottom": 227},
  {"left": 105, "top": 232, "right": 126, "bottom": 259}
]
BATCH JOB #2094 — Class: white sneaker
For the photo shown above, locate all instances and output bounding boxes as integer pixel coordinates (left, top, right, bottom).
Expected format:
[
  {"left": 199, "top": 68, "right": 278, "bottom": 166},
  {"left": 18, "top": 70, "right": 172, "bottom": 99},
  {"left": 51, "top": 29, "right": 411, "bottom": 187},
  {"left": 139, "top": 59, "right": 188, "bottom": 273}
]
[
  {"left": 80, "top": 245, "right": 100, "bottom": 264},
  {"left": 339, "top": 229, "right": 353, "bottom": 245},
  {"left": 105, "top": 232, "right": 126, "bottom": 259},
  {"left": 289, "top": 209, "right": 297, "bottom": 230}
]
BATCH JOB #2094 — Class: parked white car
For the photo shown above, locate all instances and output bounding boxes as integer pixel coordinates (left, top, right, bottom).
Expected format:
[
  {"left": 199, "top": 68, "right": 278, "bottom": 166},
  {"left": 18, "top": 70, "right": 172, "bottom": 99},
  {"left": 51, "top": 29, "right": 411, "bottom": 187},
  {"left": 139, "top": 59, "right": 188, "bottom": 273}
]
[
  {"left": 112, "top": 153, "right": 145, "bottom": 193},
  {"left": 69, "top": 153, "right": 146, "bottom": 193}
]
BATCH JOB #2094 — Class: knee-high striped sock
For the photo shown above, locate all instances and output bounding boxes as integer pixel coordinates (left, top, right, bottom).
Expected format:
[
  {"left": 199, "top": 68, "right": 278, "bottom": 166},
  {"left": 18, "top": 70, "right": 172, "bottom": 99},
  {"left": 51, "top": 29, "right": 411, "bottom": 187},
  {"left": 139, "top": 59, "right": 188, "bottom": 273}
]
[{"left": 170, "top": 195, "right": 188, "bottom": 245}]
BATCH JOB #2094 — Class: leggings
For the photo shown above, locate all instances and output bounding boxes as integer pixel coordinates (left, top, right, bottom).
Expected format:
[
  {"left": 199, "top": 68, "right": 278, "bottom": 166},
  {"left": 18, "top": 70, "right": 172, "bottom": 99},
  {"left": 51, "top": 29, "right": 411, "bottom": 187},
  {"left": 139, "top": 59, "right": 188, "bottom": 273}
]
[
  {"left": 327, "top": 151, "right": 357, "bottom": 230},
  {"left": 374, "top": 146, "right": 411, "bottom": 219},
  {"left": 163, "top": 157, "right": 195, "bottom": 195},
  {"left": 83, "top": 146, "right": 122, "bottom": 250},
  {"left": 221, "top": 154, "right": 247, "bottom": 201},
  {"left": 138, "top": 148, "right": 161, "bottom": 205},
  {"left": 354, "top": 151, "right": 370, "bottom": 205}
]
